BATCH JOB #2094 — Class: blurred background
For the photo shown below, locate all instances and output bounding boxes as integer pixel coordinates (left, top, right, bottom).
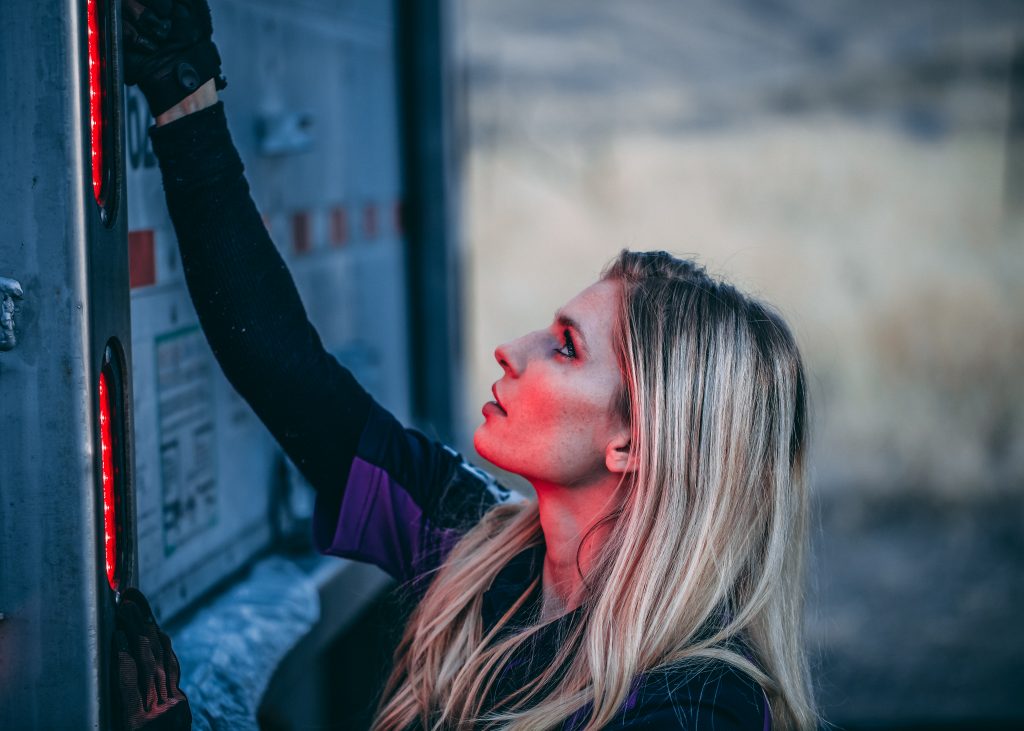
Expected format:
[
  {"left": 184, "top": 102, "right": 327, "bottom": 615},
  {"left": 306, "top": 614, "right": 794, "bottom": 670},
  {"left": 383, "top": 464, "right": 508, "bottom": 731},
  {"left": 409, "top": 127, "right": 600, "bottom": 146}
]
[{"left": 452, "top": 1, "right": 1024, "bottom": 728}]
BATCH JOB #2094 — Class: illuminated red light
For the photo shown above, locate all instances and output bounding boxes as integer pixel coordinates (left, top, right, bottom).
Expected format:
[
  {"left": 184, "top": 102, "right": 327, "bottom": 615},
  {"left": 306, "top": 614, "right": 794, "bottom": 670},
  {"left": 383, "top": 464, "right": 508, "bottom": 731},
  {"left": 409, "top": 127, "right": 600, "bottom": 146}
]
[
  {"left": 98, "top": 370, "right": 117, "bottom": 589},
  {"left": 87, "top": 0, "right": 103, "bottom": 204}
]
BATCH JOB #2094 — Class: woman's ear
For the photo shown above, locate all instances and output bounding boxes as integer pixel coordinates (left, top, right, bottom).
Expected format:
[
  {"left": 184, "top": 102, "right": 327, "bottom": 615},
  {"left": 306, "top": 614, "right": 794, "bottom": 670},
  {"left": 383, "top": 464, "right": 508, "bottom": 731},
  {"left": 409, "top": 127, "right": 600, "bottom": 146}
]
[{"left": 605, "top": 431, "right": 638, "bottom": 474}]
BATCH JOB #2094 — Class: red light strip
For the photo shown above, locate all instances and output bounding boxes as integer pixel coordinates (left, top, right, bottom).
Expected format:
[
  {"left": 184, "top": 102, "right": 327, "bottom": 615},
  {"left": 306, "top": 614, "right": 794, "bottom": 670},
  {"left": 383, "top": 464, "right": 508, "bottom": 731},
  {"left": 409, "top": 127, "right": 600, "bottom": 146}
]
[
  {"left": 87, "top": 0, "right": 103, "bottom": 204},
  {"left": 98, "top": 371, "right": 117, "bottom": 589}
]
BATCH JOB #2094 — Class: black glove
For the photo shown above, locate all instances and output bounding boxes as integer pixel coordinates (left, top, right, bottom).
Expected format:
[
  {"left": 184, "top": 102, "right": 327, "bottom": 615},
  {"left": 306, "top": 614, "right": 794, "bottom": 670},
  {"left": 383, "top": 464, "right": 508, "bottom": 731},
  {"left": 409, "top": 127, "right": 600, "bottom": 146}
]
[
  {"left": 122, "top": 0, "right": 227, "bottom": 117},
  {"left": 111, "top": 587, "right": 193, "bottom": 731}
]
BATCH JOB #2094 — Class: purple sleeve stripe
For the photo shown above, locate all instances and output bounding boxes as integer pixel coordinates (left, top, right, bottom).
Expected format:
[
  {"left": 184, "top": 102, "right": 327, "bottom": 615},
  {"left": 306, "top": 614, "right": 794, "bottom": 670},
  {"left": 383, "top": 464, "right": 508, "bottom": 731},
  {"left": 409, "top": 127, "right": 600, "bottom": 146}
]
[{"left": 312, "top": 456, "right": 427, "bottom": 581}]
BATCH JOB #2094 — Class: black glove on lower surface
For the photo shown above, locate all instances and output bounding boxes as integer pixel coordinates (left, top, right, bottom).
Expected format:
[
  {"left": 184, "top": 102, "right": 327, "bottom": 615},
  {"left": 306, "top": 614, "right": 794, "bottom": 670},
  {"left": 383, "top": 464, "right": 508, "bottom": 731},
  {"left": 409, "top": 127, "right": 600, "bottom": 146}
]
[
  {"left": 111, "top": 587, "right": 193, "bottom": 731},
  {"left": 123, "top": 0, "right": 227, "bottom": 117}
]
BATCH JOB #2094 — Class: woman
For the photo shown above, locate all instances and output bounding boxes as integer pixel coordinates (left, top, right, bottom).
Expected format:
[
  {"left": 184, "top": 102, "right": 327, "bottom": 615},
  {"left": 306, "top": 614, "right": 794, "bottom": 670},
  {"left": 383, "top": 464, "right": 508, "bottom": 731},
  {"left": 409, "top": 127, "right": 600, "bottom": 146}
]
[{"left": 123, "top": 2, "right": 818, "bottom": 729}]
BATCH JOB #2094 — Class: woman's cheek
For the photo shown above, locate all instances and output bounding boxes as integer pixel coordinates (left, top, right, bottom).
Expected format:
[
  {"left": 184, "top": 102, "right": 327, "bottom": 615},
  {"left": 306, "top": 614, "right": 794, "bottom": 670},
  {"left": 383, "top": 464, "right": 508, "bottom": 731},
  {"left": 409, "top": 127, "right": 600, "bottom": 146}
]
[{"left": 522, "top": 383, "right": 606, "bottom": 456}]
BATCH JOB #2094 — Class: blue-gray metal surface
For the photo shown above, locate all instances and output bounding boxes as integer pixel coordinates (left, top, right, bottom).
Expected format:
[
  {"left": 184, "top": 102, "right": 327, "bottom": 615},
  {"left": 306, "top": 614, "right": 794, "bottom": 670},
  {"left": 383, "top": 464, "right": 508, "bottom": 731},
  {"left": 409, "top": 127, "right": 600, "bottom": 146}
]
[
  {"left": 0, "top": 1, "right": 132, "bottom": 728},
  {"left": 125, "top": 0, "right": 410, "bottom": 623}
]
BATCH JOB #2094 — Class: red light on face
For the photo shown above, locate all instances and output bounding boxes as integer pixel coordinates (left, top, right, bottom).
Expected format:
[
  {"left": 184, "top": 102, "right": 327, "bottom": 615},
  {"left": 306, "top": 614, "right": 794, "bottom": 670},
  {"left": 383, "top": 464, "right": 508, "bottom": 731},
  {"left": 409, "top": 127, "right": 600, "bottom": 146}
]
[
  {"left": 87, "top": 0, "right": 103, "bottom": 204},
  {"left": 98, "top": 370, "right": 117, "bottom": 589}
]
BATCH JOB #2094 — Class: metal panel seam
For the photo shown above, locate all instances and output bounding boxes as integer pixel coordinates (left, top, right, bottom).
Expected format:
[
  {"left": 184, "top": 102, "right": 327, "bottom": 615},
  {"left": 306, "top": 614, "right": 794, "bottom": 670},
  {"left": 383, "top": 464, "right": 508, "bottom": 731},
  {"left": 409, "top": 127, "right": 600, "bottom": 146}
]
[{"left": 65, "top": 0, "right": 102, "bottom": 725}]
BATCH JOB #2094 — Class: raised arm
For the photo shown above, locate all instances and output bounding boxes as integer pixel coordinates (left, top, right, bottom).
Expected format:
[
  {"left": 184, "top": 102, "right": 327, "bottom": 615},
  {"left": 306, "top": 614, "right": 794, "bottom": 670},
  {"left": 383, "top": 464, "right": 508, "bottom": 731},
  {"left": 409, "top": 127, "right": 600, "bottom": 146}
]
[
  {"left": 148, "top": 100, "right": 512, "bottom": 581},
  {"left": 124, "top": 0, "right": 516, "bottom": 588},
  {"left": 146, "top": 90, "right": 372, "bottom": 496}
]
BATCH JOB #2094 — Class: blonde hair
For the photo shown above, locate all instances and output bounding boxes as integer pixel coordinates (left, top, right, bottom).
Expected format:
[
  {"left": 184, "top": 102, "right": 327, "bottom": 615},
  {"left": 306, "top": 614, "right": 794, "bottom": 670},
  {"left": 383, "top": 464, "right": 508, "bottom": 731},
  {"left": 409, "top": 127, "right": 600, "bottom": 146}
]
[{"left": 371, "top": 250, "right": 817, "bottom": 730}]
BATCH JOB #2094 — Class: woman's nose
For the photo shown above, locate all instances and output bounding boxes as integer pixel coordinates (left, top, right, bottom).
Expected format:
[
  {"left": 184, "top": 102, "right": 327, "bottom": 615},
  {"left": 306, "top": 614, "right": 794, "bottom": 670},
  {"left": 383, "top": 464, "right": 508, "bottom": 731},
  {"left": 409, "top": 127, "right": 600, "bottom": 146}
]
[
  {"left": 491, "top": 341, "right": 516, "bottom": 376},
  {"left": 495, "top": 330, "right": 543, "bottom": 376},
  {"left": 494, "top": 340, "right": 522, "bottom": 377}
]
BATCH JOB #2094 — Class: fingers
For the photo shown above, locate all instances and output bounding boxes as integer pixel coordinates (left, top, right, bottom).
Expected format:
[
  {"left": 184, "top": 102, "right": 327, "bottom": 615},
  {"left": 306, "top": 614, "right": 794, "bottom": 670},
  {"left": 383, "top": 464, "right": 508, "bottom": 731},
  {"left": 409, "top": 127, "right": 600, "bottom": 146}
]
[
  {"left": 120, "top": 587, "right": 157, "bottom": 621},
  {"left": 124, "top": 18, "right": 158, "bottom": 54},
  {"left": 116, "top": 590, "right": 189, "bottom": 716},
  {"left": 123, "top": 9, "right": 169, "bottom": 75},
  {"left": 139, "top": 0, "right": 174, "bottom": 16},
  {"left": 120, "top": 599, "right": 159, "bottom": 710},
  {"left": 159, "top": 630, "right": 184, "bottom": 697},
  {"left": 148, "top": 629, "right": 170, "bottom": 706},
  {"left": 125, "top": 0, "right": 173, "bottom": 23},
  {"left": 143, "top": 634, "right": 170, "bottom": 707},
  {"left": 124, "top": 0, "right": 171, "bottom": 40},
  {"left": 114, "top": 628, "right": 145, "bottom": 721}
]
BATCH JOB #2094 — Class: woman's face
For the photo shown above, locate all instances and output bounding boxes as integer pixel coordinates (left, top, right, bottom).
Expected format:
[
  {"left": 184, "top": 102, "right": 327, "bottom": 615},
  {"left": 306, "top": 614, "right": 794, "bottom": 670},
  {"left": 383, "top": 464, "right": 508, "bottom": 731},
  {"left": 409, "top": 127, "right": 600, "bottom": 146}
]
[{"left": 473, "top": 279, "right": 630, "bottom": 488}]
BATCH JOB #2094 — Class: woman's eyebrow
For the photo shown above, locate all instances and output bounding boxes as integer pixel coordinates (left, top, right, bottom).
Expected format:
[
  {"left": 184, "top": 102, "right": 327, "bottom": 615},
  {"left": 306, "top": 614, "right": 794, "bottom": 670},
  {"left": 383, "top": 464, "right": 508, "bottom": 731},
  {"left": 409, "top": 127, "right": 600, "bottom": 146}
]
[{"left": 553, "top": 310, "right": 589, "bottom": 351}]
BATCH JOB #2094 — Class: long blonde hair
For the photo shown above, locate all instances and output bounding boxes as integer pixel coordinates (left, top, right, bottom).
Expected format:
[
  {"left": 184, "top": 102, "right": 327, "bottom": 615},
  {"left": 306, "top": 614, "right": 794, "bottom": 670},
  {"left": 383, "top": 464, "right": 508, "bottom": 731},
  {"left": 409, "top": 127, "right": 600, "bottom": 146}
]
[{"left": 371, "top": 250, "right": 817, "bottom": 730}]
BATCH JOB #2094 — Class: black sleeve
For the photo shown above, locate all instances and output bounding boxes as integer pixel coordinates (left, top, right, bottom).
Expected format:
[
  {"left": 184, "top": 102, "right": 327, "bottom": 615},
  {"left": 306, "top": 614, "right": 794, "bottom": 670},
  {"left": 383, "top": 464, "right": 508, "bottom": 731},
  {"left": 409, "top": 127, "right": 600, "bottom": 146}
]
[{"left": 147, "top": 101, "right": 372, "bottom": 496}]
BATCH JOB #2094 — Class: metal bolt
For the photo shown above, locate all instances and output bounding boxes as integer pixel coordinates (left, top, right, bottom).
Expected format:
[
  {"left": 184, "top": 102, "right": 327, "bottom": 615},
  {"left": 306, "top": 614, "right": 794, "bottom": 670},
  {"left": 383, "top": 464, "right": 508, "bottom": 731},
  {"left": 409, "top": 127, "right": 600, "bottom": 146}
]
[{"left": 0, "top": 276, "right": 24, "bottom": 352}]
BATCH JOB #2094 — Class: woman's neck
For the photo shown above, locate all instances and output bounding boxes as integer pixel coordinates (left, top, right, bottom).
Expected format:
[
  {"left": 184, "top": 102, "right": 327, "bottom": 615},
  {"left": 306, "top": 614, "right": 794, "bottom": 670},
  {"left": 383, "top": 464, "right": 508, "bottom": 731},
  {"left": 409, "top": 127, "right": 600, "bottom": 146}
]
[{"left": 533, "top": 477, "right": 620, "bottom": 622}]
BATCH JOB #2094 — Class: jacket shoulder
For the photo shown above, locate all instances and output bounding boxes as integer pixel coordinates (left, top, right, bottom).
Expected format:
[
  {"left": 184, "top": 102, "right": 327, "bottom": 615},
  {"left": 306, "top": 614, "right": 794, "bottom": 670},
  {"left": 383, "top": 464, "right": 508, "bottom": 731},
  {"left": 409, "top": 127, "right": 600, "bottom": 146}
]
[{"left": 617, "top": 659, "right": 768, "bottom": 730}]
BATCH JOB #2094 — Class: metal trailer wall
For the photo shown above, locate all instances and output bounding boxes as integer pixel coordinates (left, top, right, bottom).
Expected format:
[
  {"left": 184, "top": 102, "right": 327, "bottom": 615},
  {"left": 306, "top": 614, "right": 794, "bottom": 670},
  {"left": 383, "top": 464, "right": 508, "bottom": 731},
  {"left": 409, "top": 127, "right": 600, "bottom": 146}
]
[
  {"left": 127, "top": 0, "right": 411, "bottom": 624},
  {"left": 1, "top": 0, "right": 459, "bottom": 727}
]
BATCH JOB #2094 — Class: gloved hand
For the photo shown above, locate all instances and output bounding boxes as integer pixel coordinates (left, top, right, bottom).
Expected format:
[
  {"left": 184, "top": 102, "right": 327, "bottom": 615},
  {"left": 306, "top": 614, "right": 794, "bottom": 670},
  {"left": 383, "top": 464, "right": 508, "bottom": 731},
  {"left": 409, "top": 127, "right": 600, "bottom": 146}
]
[
  {"left": 122, "top": 0, "right": 227, "bottom": 117},
  {"left": 111, "top": 587, "right": 193, "bottom": 731}
]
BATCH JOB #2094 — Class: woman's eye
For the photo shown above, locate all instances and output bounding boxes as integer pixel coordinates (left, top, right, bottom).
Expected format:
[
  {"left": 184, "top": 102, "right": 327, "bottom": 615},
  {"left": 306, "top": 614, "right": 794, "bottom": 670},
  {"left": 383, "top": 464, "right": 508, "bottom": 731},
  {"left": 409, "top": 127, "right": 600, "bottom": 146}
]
[{"left": 555, "top": 329, "right": 577, "bottom": 359}]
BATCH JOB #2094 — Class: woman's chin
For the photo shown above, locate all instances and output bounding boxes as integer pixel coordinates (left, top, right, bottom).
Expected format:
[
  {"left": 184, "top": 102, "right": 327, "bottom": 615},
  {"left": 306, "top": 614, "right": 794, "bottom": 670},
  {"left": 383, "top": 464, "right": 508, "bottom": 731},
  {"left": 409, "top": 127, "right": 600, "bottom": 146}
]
[
  {"left": 472, "top": 426, "right": 504, "bottom": 469},
  {"left": 472, "top": 425, "right": 490, "bottom": 457}
]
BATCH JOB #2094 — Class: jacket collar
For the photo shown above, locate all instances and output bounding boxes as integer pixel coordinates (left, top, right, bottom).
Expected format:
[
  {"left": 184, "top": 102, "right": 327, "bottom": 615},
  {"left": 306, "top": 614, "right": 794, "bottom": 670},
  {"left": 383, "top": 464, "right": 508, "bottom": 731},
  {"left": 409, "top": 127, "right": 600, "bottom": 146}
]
[
  {"left": 481, "top": 542, "right": 587, "bottom": 634},
  {"left": 481, "top": 542, "right": 545, "bottom": 632}
]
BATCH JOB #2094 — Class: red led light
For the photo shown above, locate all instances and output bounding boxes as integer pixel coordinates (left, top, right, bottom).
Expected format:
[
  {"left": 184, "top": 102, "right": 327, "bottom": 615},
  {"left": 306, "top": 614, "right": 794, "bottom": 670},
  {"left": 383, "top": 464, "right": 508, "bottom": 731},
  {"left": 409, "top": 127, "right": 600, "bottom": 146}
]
[
  {"left": 87, "top": 0, "right": 103, "bottom": 204},
  {"left": 98, "top": 370, "right": 117, "bottom": 589}
]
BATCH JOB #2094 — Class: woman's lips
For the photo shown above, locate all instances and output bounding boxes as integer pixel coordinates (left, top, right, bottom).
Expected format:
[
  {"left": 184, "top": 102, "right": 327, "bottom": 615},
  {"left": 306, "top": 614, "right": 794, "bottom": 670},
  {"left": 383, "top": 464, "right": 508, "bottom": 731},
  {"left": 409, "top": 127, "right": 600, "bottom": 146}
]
[
  {"left": 482, "top": 400, "right": 506, "bottom": 417},
  {"left": 487, "top": 384, "right": 508, "bottom": 415}
]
